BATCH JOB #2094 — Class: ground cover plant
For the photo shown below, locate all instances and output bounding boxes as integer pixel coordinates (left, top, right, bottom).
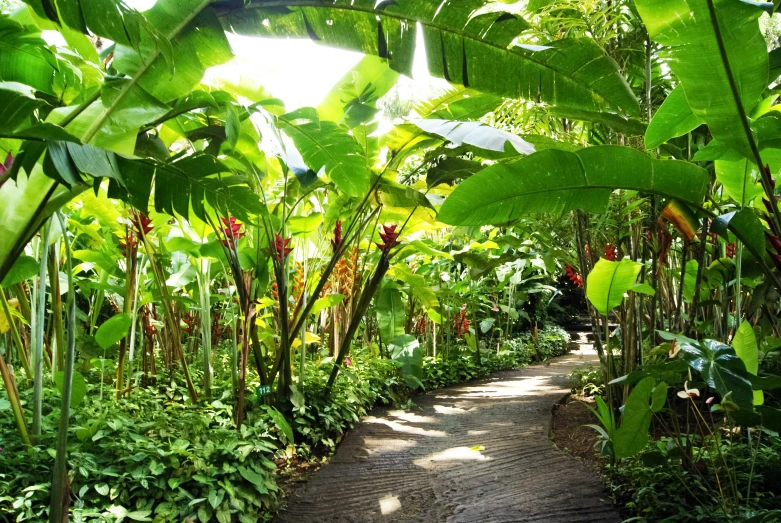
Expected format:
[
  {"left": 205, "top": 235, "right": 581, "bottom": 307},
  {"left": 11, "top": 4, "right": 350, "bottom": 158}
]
[{"left": 5, "top": 0, "right": 781, "bottom": 521}]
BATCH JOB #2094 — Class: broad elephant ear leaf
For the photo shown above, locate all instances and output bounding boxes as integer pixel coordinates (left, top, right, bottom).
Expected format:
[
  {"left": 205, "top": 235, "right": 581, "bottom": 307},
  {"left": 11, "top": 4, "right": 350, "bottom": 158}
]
[
  {"left": 586, "top": 258, "right": 642, "bottom": 316},
  {"left": 661, "top": 333, "right": 754, "bottom": 411},
  {"left": 220, "top": 1, "right": 639, "bottom": 116},
  {"left": 635, "top": 0, "right": 768, "bottom": 157}
]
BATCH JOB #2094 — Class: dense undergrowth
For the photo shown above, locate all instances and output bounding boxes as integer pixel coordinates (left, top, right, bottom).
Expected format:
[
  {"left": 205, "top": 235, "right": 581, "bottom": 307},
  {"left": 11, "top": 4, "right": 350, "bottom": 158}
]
[{"left": 0, "top": 329, "right": 570, "bottom": 522}]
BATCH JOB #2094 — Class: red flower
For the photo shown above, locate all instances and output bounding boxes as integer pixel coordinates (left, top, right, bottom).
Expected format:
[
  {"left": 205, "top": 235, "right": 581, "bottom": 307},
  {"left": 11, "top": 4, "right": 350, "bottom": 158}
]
[
  {"left": 119, "top": 235, "right": 138, "bottom": 256},
  {"left": 131, "top": 212, "right": 153, "bottom": 236},
  {"left": 274, "top": 234, "right": 293, "bottom": 262},
  {"left": 565, "top": 264, "right": 583, "bottom": 288},
  {"left": 221, "top": 216, "right": 245, "bottom": 247},
  {"left": 726, "top": 242, "right": 736, "bottom": 259},
  {"left": 604, "top": 243, "right": 617, "bottom": 261},
  {"left": 331, "top": 220, "right": 343, "bottom": 252},
  {"left": 375, "top": 224, "right": 400, "bottom": 254}
]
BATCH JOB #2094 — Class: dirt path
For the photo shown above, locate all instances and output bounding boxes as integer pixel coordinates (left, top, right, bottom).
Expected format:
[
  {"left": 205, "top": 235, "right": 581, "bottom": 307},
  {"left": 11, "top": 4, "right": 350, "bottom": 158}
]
[{"left": 279, "top": 341, "right": 620, "bottom": 522}]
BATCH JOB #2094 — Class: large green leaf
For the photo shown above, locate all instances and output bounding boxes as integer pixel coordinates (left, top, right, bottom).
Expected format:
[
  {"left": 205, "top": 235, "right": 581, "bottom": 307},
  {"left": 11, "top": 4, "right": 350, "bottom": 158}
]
[
  {"left": 662, "top": 334, "right": 754, "bottom": 410},
  {"left": 0, "top": 158, "right": 84, "bottom": 283},
  {"left": 645, "top": 85, "right": 704, "bottom": 149},
  {"left": 388, "top": 264, "right": 439, "bottom": 309},
  {"left": 636, "top": 0, "right": 768, "bottom": 157},
  {"left": 107, "top": 154, "right": 266, "bottom": 222},
  {"left": 220, "top": 1, "right": 639, "bottom": 116},
  {"left": 438, "top": 146, "right": 709, "bottom": 226},
  {"left": 376, "top": 281, "right": 405, "bottom": 343},
  {"left": 614, "top": 377, "right": 667, "bottom": 459},
  {"left": 78, "top": 0, "right": 233, "bottom": 143},
  {"left": 733, "top": 320, "right": 764, "bottom": 405},
  {"left": 586, "top": 258, "right": 642, "bottom": 316},
  {"left": 95, "top": 313, "right": 132, "bottom": 350},
  {"left": 388, "top": 334, "right": 423, "bottom": 389},
  {"left": 0, "top": 16, "right": 57, "bottom": 95},
  {"left": 281, "top": 117, "right": 371, "bottom": 197}
]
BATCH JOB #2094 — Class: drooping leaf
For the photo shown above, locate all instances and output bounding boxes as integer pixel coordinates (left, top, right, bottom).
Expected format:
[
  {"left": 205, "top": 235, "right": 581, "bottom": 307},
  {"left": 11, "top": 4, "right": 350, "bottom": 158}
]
[
  {"left": 0, "top": 17, "right": 57, "bottom": 95},
  {"left": 644, "top": 85, "right": 704, "bottom": 149},
  {"left": 636, "top": 0, "right": 768, "bottom": 157},
  {"left": 438, "top": 146, "right": 709, "bottom": 226},
  {"left": 1, "top": 255, "right": 39, "bottom": 286},
  {"left": 586, "top": 258, "right": 643, "bottom": 316},
  {"left": 221, "top": 3, "right": 640, "bottom": 116},
  {"left": 309, "top": 294, "right": 346, "bottom": 317}
]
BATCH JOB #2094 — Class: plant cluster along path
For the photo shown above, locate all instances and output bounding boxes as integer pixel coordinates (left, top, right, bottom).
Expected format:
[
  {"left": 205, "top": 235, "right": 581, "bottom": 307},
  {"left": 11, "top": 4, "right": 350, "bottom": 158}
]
[{"left": 279, "top": 336, "right": 620, "bottom": 522}]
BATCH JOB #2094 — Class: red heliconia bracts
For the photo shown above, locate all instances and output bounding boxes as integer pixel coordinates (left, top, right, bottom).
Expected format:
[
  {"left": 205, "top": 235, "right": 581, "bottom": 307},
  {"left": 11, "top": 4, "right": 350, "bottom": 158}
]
[
  {"left": 131, "top": 212, "right": 153, "bottom": 236},
  {"left": 603, "top": 243, "right": 617, "bottom": 261},
  {"left": 761, "top": 171, "right": 781, "bottom": 271},
  {"left": 274, "top": 234, "right": 293, "bottom": 262},
  {"left": 331, "top": 220, "right": 343, "bottom": 252},
  {"left": 220, "top": 216, "right": 245, "bottom": 247},
  {"left": 565, "top": 264, "right": 583, "bottom": 288},
  {"left": 375, "top": 224, "right": 401, "bottom": 254}
]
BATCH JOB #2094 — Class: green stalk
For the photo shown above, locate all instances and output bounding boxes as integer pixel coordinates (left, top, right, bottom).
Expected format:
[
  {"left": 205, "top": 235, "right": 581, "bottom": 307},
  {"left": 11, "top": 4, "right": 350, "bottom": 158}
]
[
  {"left": 32, "top": 219, "right": 51, "bottom": 439},
  {"left": 0, "top": 344, "right": 30, "bottom": 445},
  {"left": 48, "top": 246, "right": 64, "bottom": 373},
  {"left": 50, "top": 213, "right": 75, "bottom": 523},
  {"left": 197, "top": 259, "right": 213, "bottom": 399},
  {"left": 0, "top": 286, "right": 32, "bottom": 379}
]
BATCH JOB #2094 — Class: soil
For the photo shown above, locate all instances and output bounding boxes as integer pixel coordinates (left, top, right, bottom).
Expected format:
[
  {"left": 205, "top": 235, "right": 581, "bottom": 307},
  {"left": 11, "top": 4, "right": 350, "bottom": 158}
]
[
  {"left": 276, "top": 345, "right": 620, "bottom": 523},
  {"left": 550, "top": 396, "right": 604, "bottom": 471}
]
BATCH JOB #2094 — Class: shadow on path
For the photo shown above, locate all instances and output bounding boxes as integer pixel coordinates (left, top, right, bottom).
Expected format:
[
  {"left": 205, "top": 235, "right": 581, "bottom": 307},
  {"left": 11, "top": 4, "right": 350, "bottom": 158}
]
[{"left": 278, "top": 342, "right": 620, "bottom": 523}]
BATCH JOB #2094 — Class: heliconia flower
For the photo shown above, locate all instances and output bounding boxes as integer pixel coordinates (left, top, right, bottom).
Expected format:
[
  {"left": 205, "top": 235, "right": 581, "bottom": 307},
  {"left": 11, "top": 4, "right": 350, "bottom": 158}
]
[
  {"left": 274, "top": 234, "right": 293, "bottom": 262},
  {"left": 375, "top": 224, "right": 401, "bottom": 254},
  {"left": 131, "top": 212, "right": 153, "bottom": 236},
  {"left": 706, "top": 396, "right": 715, "bottom": 405},
  {"left": 677, "top": 381, "right": 700, "bottom": 399},
  {"left": 604, "top": 243, "right": 617, "bottom": 261},
  {"left": 565, "top": 264, "right": 583, "bottom": 288},
  {"left": 331, "top": 220, "right": 343, "bottom": 252},
  {"left": 221, "top": 216, "right": 245, "bottom": 247},
  {"left": 344, "top": 356, "right": 352, "bottom": 367}
]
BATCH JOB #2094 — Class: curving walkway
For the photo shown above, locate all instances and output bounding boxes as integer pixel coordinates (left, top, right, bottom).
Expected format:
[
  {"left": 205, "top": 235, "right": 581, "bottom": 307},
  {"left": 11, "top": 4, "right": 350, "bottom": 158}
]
[{"left": 278, "top": 339, "right": 620, "bottom": 523}]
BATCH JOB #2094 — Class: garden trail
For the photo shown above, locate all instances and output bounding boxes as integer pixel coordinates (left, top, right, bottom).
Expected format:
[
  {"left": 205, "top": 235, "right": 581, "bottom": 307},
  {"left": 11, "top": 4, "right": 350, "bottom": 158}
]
[{"left": 278, "top": 334, "right": 620, "bottom": 523}]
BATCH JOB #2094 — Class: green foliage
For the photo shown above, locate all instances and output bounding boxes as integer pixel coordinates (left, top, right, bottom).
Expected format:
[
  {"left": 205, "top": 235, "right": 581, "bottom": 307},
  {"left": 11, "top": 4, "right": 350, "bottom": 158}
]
[
  {"left": 421, "top": 326, "right": 571, "bottom": 390},
  {"left": 586, "top": 258, "right": 643, "bottom": 316},
  {"left": 613, "top": 377, "right": 667, "bottom": 459},
  {"left": 608, "top": 435, "right": 781, "bottom": 523},
  {"left": 567, "top": 365, "right": 605, "bottom": 397}
]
